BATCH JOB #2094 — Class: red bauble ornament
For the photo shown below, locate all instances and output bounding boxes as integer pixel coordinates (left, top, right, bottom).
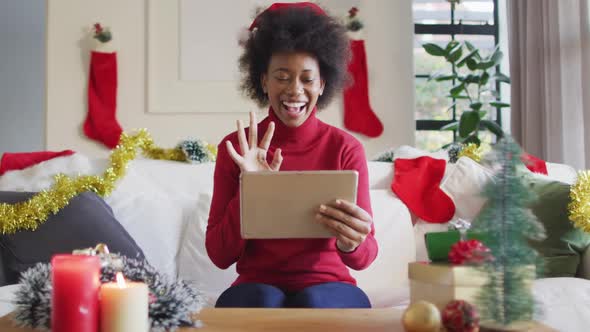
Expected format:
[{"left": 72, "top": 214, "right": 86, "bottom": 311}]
[
  {"left": 448, "top": 239, "right": 492, "bottom": 265},
  {"left": 442, "top": 300, "right": 480, "bottom": 332}
]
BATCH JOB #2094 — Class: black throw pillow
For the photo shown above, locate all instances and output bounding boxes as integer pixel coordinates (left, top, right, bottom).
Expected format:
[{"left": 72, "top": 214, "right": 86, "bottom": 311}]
[{"left": 0, "top": 191, "right": 145, "bottom": 285}]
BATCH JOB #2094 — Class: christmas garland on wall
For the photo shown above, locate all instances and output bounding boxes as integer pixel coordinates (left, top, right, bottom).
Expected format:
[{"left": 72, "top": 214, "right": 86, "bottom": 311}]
[{"left": 0, "top": 130, "right": 216, "bottom": 234}]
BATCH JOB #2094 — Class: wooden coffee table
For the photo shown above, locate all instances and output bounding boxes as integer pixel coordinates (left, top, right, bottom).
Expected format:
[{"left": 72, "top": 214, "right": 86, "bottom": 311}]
[
  {"left": 2, "top": 308, "right": 400, "bottom": 331},
  {"left": 0, "top": 308, "right": 557, "bottom": 331},
  {"left": 187, "top": 308, "right": 404, "bottom": 331}
]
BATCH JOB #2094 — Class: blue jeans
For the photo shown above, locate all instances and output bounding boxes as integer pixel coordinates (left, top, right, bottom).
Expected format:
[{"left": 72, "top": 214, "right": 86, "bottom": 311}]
[{"left": 215, "top": 282, "right": 371, "bottom": 308}]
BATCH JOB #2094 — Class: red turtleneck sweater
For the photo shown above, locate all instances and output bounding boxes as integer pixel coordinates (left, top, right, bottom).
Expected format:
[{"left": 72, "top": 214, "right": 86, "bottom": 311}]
[{"left": 206, "top": 108, "right": 378, "bottom": 291}]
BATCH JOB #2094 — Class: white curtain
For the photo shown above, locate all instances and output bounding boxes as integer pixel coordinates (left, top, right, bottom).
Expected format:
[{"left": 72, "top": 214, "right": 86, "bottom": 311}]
[{"left": 508, "top": 0, "right": 590, "bottom": 170}]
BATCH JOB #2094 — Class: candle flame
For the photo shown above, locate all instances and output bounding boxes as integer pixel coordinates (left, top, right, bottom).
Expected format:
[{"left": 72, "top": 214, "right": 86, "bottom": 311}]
[{"left": 116, "top": 272, "right": 126, "bottom": 288}]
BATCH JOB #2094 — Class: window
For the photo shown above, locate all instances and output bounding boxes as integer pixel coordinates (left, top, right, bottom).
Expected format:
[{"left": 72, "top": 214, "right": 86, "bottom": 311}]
[{"left": 413, "top": 0, "right": 500, "bottom": 151}]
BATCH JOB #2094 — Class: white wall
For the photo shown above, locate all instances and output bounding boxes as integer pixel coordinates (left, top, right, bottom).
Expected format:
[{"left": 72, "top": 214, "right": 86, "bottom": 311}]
[
  {"left": 46, "top": 0, "right": 414, "bottom": 158},
  {"left": 0, "top": 0, "right": 45, "bottom": 154}
]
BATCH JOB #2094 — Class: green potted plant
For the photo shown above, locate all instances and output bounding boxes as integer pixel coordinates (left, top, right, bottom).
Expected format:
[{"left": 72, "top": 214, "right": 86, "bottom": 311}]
[{"left": 422, "top": 40, "right": 511, "bottom": 146}]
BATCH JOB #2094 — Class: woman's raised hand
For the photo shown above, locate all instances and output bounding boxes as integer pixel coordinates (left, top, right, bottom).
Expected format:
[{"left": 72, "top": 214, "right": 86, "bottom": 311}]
[{"left": 226, "top": 111, "right": 283, "bottom": 172}]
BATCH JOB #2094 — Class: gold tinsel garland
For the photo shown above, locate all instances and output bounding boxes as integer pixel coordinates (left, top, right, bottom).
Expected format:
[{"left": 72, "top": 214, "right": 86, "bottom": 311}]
[
  {"left": 568, "top": 170, "right": 590, "bottom": 233},
  {"left": 457, "top": 143, "right": 485, "bottom": 163},
  {"left": 0, "top": 130, "right": 216, "bottom": 234}
]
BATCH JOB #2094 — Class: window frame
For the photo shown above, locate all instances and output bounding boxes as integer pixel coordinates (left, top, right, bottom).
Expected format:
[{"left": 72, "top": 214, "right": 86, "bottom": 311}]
[{"left": 414, "top": 0, "right": 501, "bottom": 139}]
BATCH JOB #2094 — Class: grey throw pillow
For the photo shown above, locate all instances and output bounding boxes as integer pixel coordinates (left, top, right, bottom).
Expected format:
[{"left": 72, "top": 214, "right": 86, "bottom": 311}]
[{"left": 0, "top": 191, "right": 145, "bottom": 285}]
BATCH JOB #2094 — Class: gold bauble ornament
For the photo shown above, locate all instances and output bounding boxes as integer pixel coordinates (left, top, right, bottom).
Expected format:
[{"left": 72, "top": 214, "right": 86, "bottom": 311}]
[{"left": 402, "top": 301, "right": 442, "bottom": 332}]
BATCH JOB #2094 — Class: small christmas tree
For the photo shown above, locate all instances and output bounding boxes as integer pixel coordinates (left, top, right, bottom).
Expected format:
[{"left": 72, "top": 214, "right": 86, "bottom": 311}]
[{"left": 471, "top": 137, "right": 546, "bottom": 326}]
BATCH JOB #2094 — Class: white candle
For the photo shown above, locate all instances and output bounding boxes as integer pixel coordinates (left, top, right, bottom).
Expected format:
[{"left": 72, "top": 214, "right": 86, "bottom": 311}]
[{"left": 100, "top": 272, "right": 149, "bottom": 332}]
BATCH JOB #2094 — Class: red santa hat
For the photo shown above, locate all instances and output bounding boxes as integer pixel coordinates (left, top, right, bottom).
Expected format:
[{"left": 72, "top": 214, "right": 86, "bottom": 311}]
[
  {"left": 0, "top": 150, "right": 75, "bottom": 176},
  {"left": 249, "top": 2, "right": 326, "bottom": 30},
  {"left": 239, "top": 2, "right": 327, "bottom": 46},
  {"left": 521, "top": 152, "right": 548, "bottom": 175}
]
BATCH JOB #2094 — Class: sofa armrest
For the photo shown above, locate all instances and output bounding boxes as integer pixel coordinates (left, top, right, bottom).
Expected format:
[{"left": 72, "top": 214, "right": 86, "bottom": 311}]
[{"left": 579, "top": 245, "right": 590, "bottom": 280}]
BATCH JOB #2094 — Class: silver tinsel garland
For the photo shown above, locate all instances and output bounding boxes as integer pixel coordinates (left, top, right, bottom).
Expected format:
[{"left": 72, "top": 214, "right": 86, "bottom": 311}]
[
  {"left": 372, "top": 149, "right": 395, "bottom": 162},
  {"left": 13, "top": 264, "right": 52, "bottom": 329},
  {"left": 446, "top": 142, "right": 463, "bottom": 163},
  {"left": 13, "top": 257, "right": 206, "bottom": 331}
]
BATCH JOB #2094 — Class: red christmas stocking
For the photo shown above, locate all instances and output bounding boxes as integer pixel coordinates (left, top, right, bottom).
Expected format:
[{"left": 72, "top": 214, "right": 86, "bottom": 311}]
[
  {"left": 521, "top": 152, "right": 548, "bottom": 175},
  {"left": 84, "top": 51, "right": 122, "bottom": 149},
  {"left": 391, "top": 157, "right": 455, "bottom": 223},
  {"left": 343, "top": 40, "right": 383, "bottom": 138}
]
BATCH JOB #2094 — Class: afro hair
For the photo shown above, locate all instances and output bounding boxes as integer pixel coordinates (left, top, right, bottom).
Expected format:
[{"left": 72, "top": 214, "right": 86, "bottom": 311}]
[{"left": 239, "top": 5, "right": 351, "bottom": 109}]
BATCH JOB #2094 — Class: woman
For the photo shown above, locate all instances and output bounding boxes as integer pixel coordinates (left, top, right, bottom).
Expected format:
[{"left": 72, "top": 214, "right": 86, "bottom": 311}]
[{"left": 206, "top": 2, "right": 377, "bottom": 308}]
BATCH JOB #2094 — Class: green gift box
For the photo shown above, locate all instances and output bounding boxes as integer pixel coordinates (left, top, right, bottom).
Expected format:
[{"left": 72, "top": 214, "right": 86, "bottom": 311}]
[{"left": 425, "top": 230, "right": 490, "bottom": 262}]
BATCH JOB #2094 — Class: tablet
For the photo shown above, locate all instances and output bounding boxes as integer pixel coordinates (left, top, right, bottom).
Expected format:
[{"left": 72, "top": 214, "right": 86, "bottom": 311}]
[{"left": 240, "top": 170, "right": 358, "bottom": 239}]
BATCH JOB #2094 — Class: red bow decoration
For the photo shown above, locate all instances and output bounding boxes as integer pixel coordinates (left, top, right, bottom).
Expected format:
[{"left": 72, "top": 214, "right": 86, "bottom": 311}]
[{"left": 448, "top": 239, "right": 493, "bottom": 265}]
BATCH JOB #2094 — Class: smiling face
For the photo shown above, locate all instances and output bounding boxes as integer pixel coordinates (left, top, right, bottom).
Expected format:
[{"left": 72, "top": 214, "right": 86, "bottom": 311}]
[{"left": 261, "top": 52, "right": 325, "bottom": 127}]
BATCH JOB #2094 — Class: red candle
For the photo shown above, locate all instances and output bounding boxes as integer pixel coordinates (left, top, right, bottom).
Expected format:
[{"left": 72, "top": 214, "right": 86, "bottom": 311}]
[{"left": 51, "top": 254, "right": 101, "bottom": 332}]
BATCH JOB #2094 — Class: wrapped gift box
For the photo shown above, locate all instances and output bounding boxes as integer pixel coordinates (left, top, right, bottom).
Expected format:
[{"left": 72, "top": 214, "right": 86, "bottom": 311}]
[
  {"left": 409, "top": 262, "right": 536, "bottom": 311},
  {"left": 409, "top": 262, "right": 488, "bottom": 309},
  {"left": 424, "top": 230, "right": 490, "bottom": 262}
]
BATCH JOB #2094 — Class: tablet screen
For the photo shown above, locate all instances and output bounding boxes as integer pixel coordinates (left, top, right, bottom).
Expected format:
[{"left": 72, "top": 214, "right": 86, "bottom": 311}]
[{"left": 240, "top": 171, "right": 358, "bottom": 239}]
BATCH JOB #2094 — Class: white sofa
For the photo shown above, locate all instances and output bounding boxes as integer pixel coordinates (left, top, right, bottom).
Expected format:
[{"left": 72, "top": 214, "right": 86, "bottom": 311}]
[{"left": 0, "top": 154, "right": 589, "bottom": 331}]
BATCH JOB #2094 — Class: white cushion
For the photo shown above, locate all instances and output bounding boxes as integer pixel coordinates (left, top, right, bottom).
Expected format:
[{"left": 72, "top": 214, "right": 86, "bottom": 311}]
[
  {"left": 533, "top": 278, "right": 590, "bottom": 332},
  {"left": 351, "top": 190, "right": 415, "bottom": 307},
  {"left": 176, "top": 192, "right": 237, "bottom": 306},
  {"left": 440, "top": 157, "right": 494, "bottom": 222},
  {"left": 546, "top": 162, "right": 578, "bottom": 185},
  {"left": 127, "top": 159, "right": 216, "bottom": 199},
  {"left": 367, "top": 161, "right": 394, "bottom": 190},
  {"left": 104, "top": 160, "right": 217, "bottom": 279},
  {"left": 393, "top": 145, "right": 449, "bottom": 162},
  {"left": 105, "top": 169, "right": 184, "bottom": 279},
  {"left": 106, "top": 160, "right": 215, "bottom": 279}
]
